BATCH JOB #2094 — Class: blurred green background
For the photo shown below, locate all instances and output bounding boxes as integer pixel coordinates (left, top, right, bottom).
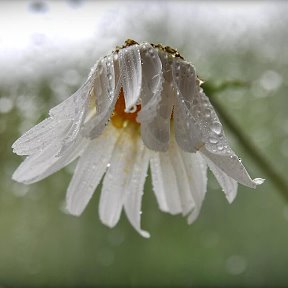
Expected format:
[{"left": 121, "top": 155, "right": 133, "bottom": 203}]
[{"left": 1, "top": 1, "right": 288, "bottom": 287}]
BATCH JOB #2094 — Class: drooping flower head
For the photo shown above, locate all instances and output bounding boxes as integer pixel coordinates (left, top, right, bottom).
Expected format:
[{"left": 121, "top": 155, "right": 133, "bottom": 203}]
[{"left": 12, "top": 39, "right": 264, "bottom": 238}]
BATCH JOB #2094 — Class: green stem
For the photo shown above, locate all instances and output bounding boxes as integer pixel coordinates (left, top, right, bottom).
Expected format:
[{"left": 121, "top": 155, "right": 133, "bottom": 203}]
[{"left": 203, "top": 81, "right": 288, "bottom": 200}]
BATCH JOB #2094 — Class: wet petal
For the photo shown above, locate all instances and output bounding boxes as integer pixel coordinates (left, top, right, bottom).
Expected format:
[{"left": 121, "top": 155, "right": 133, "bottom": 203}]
[
  {"left": 83, "top": 54, "right": 121, "bottom": 139},
  {"left": 173, "top": 60, "right": 203, "bottom": 152},
  {"left": 66, "top": 125, "right": 120, "bottom": 216},
  {"left": 168, "top": 136, "right": 196, "bottom": 216},
  {"left": 140, "top": 81, "right": 174, "bottom": 152},
  {"left": 173, "top": 60, "right": 233, "bottom": 155},
  {"left": 119, "top": 45, "right": 142, "bottom": 111},
  {"left": 12, "top": 135, "right": 88, "bottom": 184},
  {"left": 150, "top": 151, "right": 182, "bottom": 215},
  {"left": 99, "top": 125, "right": 137, "bottom": 228},
  {"left": 124, "top": 137, "right": 150, "bottom": 238},
  {"left": 179, "top": 151, "right": 208, "bottom": 224},
  {"left": 12, "top": 117, "right": 71, "bottom": 156},
  {"left": 200, "top": 146, "right": 261, "bottom": 188},
  {"left": 137, "top": 43, "right": 163, "bottom": 122},
  {"left": 139, "top": 50, "right": 175, "bottom": 151},
  {"left": 203, "top": 153, "right": 238, "bottom": 203}
]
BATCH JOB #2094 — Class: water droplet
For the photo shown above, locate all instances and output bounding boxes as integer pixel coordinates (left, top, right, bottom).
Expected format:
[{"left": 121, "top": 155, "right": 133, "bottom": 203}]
[
  {"left": 211, "top": 121, "right": 222, "bottom": 135},
  {"left": 254, "top": 178, "right": 265, "bottom": 185},
  {"left": 128, "top": 105, "right": 137, "bottom": 113},
  {"left": 107, "top": 163, "right": 111, "bottom": 168},
  {"left": 217, "top": 143, "right": 224, "bottom": 151},
  {"left": 192, "top": 99, "right": 198, "bottom": 106},
  {"left": 209, "top": 137, "right": 218, "bottom": 144},
  {"left": 204, "top": 108, "right": 211, "bottom": 118},
  {"left": 107, "top": 73, "right": 113, "bottom": 81}
]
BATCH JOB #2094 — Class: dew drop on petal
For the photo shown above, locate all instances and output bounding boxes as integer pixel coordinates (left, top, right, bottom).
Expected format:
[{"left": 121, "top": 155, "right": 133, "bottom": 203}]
[
  {"left": 217, "top": 143, "right": 224, "bottom": 151},
  {"left": 204, "top": 108, "right": 211, "bottom": 118},
  {"left": 253, "top": 178, "right": 265, "bottom": 185},
  {"left": 128, "top": 105, "right": 137, "bottom": 113},
  {"left": 107, "top": 73, "right": 113, "bottom": 81},
  {"left": 209, "top": 137, "right": 219, "bottom": 144},
  {"left": 211, "top": 121, "right": 222, "bottom": 135}
]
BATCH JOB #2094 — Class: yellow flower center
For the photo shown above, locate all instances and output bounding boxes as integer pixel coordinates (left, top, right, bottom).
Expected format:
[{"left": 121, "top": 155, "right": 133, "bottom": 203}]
[{"left": 111, "top": 88, "right": 141, "bottom": 128}]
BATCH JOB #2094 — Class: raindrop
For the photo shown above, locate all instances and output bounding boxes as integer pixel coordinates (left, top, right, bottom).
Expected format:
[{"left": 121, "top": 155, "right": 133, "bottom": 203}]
[
  {"left": 107, "top": 73, "right": 113, "bottom": 81},
  {"left": 253, "top": 178, "right": 265, "bottom": 185},
  {"left": 107, "top": 163, "right": 111, "bottom": 168},
  {"left": 211, "top": 121, "right": 222, "bottom": 135},
  {"left": 217, "top": 143, "right": 224, "bottom": 151},
  {"left": 209, "top": 137, "right": 218, "bottom": 144},
  {"left": 128, "top": 105, "right": 137, "bottom": 113},
  {"left": 192, "top": 99, "right": 198, "bottom": 106},
  {"left": 204, "top": 108, "right": 211, "bottom": 118}
]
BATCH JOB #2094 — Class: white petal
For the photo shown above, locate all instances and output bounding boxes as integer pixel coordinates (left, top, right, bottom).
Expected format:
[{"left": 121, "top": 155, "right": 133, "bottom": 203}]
[
  {"left": 179, "top": 151, "right": 208, "bottom": 224},
  {"left": 200, "top": 146, "right": 259, "bottom": 188},
  {"left": 174, "top": 94, "right": 203, "bottom": 153},
  {"left": 66, "top": 125, "right": 120, "bottom": 216},
  {"left": 124, "top": 137, "right": 150, "bottom": 238},
  {"left": 137, "top": 43, "right": 163, "bottom": 122},
  {"left": 202, "top": 153, "right": 238, "bottom": 203},
  {"left": 83, "top": 54, "right": 121, "bottom": 139},
  {"left": 140, "top": 80, "right": 174, "bottom": 152},
  {"left": 49, "top": 74, "right": 92, "bottom": 120},
  {"left": 168, "top": 136, "right": 196, "bottom": 216},
  {"left": 172, "top": 59, "right": 233, "bottom": 156},
  {"left": 139, "top": 50, "right": 175, "bottom": 151},
  {"left": 172, "top": 60, "right": 203, "bottom": 152},
  {"left": 150, "top": 151, "right": 182, "bottom": 215},
  {"left": 99, "top": 125, "right": 137, "bottom": 228},
  {"left": 12, "top": 117, "right": 71, "bottom": 156},
  {"left": 119, "top": 45, "right": 142, "bottom": 111},
  {"left": 12, "top": 135, "right": 88, "bottom": 184}
]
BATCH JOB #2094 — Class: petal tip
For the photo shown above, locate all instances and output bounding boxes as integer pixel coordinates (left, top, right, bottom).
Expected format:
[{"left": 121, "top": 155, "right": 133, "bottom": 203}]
[
  {"left": 253, "top": 178, "right": 265, "bottom": 186},
  {"left": 140, "top": 230, "right": 151, "bottom": 239},
  {"left": 65, "top": 204, "right": 82, "bottom": 217},
  {"left": 226, "top": 192, "right": 237, "bottom": 204}
]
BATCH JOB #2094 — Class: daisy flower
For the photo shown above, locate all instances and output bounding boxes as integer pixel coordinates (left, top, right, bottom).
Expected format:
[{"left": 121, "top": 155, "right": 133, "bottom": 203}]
[{"left": 12, "top": 39, "right": 264, "bottom": 238}]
